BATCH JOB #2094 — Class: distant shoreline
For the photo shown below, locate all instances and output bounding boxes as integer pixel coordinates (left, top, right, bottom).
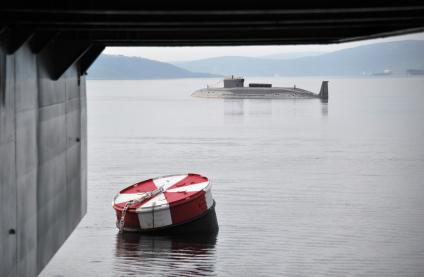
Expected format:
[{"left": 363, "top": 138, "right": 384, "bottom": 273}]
[
  {"left": 89, "top": 41, "right": 424, "bottom": 80},
  {"left": 86, "top": 75, "right": 424, "bottom": 81}
]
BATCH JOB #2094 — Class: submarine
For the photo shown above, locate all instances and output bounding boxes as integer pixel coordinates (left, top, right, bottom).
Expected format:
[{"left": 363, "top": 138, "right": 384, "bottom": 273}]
[{"left": 192, "top": 76, "right": 328, "bottom": 100}]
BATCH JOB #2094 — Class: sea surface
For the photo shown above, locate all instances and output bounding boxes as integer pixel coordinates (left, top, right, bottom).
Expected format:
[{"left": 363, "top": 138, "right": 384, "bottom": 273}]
[{"left": 40, "top": 77, "right": 424, "bottom": 276}]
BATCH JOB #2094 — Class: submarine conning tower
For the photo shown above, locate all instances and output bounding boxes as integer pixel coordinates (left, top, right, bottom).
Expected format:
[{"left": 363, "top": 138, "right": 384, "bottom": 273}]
[{"left": 224, "top": 75, "right": 245, "bottom": 88}]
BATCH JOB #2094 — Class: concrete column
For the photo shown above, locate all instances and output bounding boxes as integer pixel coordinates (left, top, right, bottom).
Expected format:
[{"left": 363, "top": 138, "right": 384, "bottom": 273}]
[
  {"left": 0, "top": 37, "right": 88, "bottom": 276},
  {"left": 0, "top": 38, "right": 18, "bottom": 277}
]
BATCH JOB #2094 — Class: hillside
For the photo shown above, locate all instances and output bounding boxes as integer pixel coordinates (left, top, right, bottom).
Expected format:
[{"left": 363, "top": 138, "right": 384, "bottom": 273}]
[
  {"left": 173, "top": 40, "right": 424, "bottom": 76},
  {"left": 259, "top": 51, "right": 325, "bottom": 60},
  {"left": 88, "top": 54, "right": 219, "bottom": 80}
]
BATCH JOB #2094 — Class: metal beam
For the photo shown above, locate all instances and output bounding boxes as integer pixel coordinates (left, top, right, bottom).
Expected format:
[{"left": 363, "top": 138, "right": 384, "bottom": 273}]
[
  {"left": 2, "top": 27, "right": 34, "bottom": 54},
  {"left": 79, "top": 44, "right": 104, "bottom": 74},
  {"left": 39, "top": 39, "right": 92, "bottom": 80},
  {"left": 51, "top": 22, "right": 422, "bottom": 46},
  {"left": 1, "top": 2, "right": 424, "bottom": 12},
  {"left": 28, "top": 31, "right": 59, "bottom": 53},
  {"left": 0, "top": 2, "right": 423, "bottom": 46}
]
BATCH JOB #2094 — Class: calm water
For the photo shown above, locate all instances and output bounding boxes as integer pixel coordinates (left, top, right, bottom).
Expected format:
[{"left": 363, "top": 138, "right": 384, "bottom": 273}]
[{"left": 40, "top": 77, "right": 424, "bottom": 276}]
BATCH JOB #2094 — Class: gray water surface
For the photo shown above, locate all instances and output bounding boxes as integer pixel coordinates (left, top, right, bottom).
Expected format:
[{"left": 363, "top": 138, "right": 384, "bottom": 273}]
[{"left": 40, "top": 77, "right": 424, "bottom": 276}]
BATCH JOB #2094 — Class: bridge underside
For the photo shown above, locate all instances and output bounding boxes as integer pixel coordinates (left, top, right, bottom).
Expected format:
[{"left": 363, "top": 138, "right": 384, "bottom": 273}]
[
  {"left": 2, "top": 2, "right": 424, "bottom": 47},
  {"left": 1, "top": 2, "right": 424, "bottom": 277},
  {"left": 2, "top": 2, "right": 424, "bottom": 80}
]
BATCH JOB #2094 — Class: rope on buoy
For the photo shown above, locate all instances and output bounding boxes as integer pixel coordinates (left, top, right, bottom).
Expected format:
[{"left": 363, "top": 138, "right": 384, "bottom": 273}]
[{"left": 118, "top": 186, "right": 164, "bottom": 233}]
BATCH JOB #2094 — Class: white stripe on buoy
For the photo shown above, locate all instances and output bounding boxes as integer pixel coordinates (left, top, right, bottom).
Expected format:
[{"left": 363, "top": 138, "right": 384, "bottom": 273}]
[
  {"left": 137, "top": 203, "right": 172, "bottom": 229},
  {"left": 205, "top": 188, "right": 214, "bottom": 209},
  {"left": 114, "top": 193, "right": 147, "bottom": 204},
  {"left": 153, "top": 174, "right": 188, "bottom": 191},
  {"left": 136, "top": 192, "right": 168, "bottom": 210}
]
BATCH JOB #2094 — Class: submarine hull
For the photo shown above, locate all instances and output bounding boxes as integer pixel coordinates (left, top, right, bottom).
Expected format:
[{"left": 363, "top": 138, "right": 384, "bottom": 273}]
[{"left": 192, "top": 87, "right": 321, "bottom": 99}]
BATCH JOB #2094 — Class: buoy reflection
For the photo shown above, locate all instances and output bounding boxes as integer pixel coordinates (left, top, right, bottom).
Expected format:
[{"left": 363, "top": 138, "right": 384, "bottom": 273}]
[{"left": 114, "top": 233, "right": 217, "bottom": 276}]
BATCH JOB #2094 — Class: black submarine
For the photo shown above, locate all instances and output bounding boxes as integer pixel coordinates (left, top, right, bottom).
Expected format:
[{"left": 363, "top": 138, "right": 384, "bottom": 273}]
[{"left": 192, "top": 76, "right": 328, "bottom": 100}]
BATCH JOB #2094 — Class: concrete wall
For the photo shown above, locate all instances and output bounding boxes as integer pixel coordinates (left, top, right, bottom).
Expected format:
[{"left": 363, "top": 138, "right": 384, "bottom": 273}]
[{"left": 0, "top": 39, "right": 87, "bottom": 276}]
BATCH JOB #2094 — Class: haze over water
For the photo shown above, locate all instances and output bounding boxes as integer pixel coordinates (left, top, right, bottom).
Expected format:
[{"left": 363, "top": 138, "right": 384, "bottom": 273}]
[{"left": 40, "top": 77, "right": 424, "bottom": 276}]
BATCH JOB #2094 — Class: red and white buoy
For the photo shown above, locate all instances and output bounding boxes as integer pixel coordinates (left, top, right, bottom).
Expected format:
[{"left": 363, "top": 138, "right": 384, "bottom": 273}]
[{"left": 112, "top": 173, "right": 218, "bottom": 234}]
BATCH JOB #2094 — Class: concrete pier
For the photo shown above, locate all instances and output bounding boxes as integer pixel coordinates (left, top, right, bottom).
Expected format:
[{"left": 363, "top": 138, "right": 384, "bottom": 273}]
[{"left": 0, "top": 40, "right": 87, "bottom": 276}]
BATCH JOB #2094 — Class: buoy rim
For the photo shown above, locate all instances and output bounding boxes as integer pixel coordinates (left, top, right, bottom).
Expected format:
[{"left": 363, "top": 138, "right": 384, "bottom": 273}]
[{"left": 112, "top": 173, "right": 211, "bottom": 212}]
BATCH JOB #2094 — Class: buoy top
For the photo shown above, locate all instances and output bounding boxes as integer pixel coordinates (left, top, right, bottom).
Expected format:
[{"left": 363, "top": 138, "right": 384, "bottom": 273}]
[{"left": 112, "top": 173, "right": 210, "bottom": 212}]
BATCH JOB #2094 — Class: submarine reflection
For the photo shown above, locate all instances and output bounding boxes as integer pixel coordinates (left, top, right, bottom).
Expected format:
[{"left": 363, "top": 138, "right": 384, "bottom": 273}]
[
  {"left": 224, "top": 99, "right": 244, "bottom": 115},
  {"left": 224, "top": 98, "right": 328, "bottom": 119},
  {"left": 246, "top": 99, "right": 273, "bottom": 115},
  {"left": 114, "top": 233, "right": 218, "bottom": 276},
  {"left": 321, "top": 99, "right": 328, "bottom": 116}
]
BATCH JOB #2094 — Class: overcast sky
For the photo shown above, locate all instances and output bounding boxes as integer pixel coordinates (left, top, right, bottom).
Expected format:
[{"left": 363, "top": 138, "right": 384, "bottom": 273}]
[{"left": 104, "top": 32, "right": 424, "bottom": 62}]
